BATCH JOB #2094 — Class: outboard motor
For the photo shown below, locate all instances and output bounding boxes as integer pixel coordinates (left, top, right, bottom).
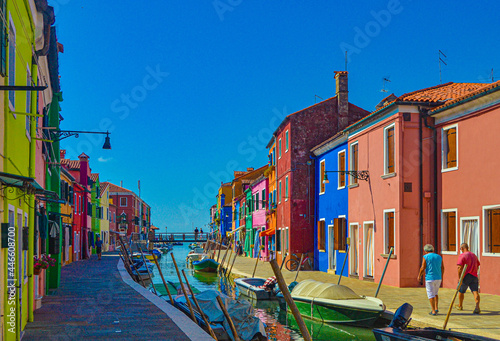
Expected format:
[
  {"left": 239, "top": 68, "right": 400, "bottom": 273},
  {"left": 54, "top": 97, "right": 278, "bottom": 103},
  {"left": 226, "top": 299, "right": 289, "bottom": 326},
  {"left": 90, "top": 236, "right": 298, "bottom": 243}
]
[{"left": 389, "top": 303, "right": 413, "bottom": 329}]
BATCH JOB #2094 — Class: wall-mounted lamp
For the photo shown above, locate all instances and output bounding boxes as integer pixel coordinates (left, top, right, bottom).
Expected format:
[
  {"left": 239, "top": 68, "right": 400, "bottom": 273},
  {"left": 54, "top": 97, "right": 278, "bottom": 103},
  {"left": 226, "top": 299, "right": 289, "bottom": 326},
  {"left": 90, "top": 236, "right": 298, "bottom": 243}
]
[
  {"left": 323, "top": 170, "right": 369, "bottom": 183},
  {"left": 43, "top": 129, "right": 112, "bottom": 149}
]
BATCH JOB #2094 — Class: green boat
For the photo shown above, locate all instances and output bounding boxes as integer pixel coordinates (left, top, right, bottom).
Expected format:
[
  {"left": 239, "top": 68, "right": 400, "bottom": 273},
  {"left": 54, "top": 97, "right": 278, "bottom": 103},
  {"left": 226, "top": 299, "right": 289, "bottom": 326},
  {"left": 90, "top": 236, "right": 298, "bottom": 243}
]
[
  {"left": 192, "top": 258, "right": 219, "bottom": 273},
  {"left": 290, "top": 279, "right": 385, "bottom": 327}
]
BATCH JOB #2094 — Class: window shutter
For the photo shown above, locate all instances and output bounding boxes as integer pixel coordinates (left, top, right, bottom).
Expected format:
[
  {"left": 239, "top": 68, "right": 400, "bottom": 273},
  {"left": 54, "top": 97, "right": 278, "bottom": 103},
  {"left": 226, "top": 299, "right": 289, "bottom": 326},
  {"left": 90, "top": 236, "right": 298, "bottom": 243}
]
[
  {"left": 490, "top": 209, "right": 500, "bottom": 253},
  {"left": 334, "top": 218, "right": 340, "bottom": 250},
  {"left": 352, "top": 144, "right": 359, "bottom": 184},
  {"left": 320, "top": 161, "right": 325, "bottom": 192},
  {"left": 387, "top": 127, "right": 395, "bottom": 173},
  {"left": 339, "top": 152, "right": 346, "bottom": 187},
  {"left": 387, "top": 212, "right": 395, "bottom": 253},
  {"left": 340, "top": 218, "right": 347, "bottom": 251},
  {"left": 447, "top": 212, "right": 456, "bottom": 251},
  {"left": 317, "top": 220, "right": 325, "bottom": 250},
  {"left": 446, "top": 128, "right": 457, "bottom": 168}
]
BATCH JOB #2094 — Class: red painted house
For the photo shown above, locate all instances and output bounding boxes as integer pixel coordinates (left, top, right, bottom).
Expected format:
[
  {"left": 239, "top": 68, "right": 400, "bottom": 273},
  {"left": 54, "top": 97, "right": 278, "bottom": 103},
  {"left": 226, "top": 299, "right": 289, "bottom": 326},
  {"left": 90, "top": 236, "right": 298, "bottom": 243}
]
[
  {"left": 429, "top": 80, "right": 500, "bottom": 295},
  {"left": 268, "top": 71, "right": 370, "bottom": 264}
]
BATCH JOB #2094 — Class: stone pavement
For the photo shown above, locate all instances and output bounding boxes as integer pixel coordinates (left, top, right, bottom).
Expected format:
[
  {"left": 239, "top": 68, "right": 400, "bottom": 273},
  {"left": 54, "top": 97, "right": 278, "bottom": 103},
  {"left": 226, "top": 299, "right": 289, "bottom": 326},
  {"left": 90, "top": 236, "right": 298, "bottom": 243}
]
[
  {"left": 228, "top": 255, "right": 500, "bottom": 340},
  {"left": 24, "top": 252, "right": 211, "bottom": 340}
]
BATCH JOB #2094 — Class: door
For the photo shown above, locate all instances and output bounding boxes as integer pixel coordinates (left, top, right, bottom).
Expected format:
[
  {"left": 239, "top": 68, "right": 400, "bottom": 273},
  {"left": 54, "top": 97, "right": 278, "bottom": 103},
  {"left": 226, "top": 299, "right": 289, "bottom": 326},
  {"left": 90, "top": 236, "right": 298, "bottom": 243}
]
[
  {"left": 17, "top": 210, "right": 24, "bottom": 326},
  {"left": 364, "top": 222, "right": 374, "bottom": 278},
  {"left": 328, "top": 224, "right": 335, "bottom": 271},
  {"left": 350, "top": 224, "right": 359, "bottom": 275}
]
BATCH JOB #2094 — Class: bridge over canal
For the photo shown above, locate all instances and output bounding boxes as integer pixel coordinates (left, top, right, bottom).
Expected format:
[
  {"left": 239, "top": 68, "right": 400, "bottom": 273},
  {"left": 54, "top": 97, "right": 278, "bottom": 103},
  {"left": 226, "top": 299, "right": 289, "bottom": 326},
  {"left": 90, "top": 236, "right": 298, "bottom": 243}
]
[{"left": 152, "top": 232, "right": 209, "bottom": 243}]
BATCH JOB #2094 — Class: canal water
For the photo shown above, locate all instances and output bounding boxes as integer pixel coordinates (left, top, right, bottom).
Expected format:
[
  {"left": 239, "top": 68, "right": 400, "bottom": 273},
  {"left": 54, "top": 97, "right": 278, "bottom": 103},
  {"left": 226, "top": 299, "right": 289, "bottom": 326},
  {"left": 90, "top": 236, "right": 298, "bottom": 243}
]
[{"left": 150, "top": 244, "right": 378, "bottom": 341}]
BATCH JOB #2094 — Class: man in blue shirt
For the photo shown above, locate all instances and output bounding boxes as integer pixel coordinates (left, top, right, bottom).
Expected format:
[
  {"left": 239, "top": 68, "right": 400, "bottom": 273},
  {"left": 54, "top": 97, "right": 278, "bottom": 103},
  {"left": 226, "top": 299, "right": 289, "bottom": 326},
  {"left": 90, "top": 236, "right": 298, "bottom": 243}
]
[{"left": 417, "top": 244, "right": 444, "bottom": 315}]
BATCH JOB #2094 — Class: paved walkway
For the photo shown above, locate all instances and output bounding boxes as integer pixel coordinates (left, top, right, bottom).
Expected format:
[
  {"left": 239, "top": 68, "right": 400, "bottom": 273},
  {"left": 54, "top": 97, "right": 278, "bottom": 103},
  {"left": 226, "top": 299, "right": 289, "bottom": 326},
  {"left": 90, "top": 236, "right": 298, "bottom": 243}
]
[
  {"left": 24, "top": 253, "right": 211, "bottom": 340},
  {"left": 228, "top": 255, "right": 500, "bottom": 340}
]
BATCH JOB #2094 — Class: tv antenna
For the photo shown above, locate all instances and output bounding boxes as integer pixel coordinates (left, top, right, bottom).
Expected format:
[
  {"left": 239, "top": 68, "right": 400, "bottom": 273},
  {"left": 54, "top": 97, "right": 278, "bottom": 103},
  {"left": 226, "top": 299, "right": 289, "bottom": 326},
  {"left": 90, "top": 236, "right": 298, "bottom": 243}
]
[
  {"left": 491, "top": 68, "right": 495, "bottom": 82},
  {"left": 439, "top": 50, "right": 447, "bottom": 84},
  {"left": 314, "top": 94, "right": 323, "bottom": 103},
  {"left": 381, "top": 77, "right": 391, "bottom": 93}
]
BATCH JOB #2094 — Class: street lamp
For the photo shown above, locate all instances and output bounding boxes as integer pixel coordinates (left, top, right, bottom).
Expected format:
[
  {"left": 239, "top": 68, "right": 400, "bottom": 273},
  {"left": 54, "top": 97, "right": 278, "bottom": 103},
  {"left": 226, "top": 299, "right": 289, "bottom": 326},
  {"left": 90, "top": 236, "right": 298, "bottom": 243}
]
[
  {"left": 43, "top": 128, "right": 112, "bottom": 149},
  {"left": 323, "top": 170, "right": 370, "bottom": 183}
]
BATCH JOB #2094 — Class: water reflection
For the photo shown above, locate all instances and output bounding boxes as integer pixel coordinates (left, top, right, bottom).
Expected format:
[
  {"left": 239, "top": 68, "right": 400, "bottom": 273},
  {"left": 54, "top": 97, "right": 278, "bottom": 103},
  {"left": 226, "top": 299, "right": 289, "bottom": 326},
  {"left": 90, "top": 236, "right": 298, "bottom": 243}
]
[{"left": 151, "top": 244, "right": 377, "bottom": 341}]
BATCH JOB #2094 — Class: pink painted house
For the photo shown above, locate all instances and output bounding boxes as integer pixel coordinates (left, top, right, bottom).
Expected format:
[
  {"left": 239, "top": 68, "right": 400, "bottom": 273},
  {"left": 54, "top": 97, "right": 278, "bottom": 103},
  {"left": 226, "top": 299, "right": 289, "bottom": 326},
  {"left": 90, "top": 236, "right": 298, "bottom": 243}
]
[
  {"left": 250, "top": 176, "right": 269, "bottom": 260},
  {"left": 345, "top": 82, "right": 490, "bottom": 288},
  {"left": 430, "top": 81, "right": 500, "bottom": 295}
]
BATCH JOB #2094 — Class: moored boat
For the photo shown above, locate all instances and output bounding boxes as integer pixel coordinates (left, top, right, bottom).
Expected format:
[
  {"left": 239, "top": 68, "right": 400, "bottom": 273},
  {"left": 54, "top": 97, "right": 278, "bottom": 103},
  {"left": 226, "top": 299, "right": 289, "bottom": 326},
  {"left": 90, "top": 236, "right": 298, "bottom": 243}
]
[
  {"left": 234, "top": 277, "right": 277, "bottom": 301},
  {"left": 192, "top": 258, "right": 219, "bottom": 273},
  {"left": 290, "top": 279, "right": 385, "bottom": 327},
  {"left": 373, "top": 303, "right": 497, "bottom": 341}
]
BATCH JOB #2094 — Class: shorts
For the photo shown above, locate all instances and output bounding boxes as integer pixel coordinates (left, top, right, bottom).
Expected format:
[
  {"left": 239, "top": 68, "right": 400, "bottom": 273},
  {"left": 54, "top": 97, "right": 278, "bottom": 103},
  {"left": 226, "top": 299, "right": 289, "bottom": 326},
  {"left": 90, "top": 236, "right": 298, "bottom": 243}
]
[
  {"left": 96, "top": 247, "right": 102, "bottom": 254},
  {"left": 425, "top": 280, "right": 442, "bottom": 299},
  {"left": 459, "top": 273, "right": 479, "bottom": 293}
]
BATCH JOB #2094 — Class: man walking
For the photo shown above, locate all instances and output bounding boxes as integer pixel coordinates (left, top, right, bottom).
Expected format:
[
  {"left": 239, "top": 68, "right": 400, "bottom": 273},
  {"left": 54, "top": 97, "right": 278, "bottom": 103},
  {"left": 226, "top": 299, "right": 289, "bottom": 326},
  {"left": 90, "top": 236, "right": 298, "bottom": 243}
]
[
  {"left": 457, "top": 243, "right": 481, "bottom": 314},
  {"left": 418, "top": 244, "right": 444, "bottom": 315}
]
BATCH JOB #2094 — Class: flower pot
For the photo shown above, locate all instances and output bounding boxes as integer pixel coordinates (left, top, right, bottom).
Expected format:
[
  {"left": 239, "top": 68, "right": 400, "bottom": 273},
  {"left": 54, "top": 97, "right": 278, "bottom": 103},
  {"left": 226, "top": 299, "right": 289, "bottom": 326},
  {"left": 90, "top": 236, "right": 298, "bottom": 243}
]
[{"left": 34, "top": 268, "right": 42, "bottom": 276}]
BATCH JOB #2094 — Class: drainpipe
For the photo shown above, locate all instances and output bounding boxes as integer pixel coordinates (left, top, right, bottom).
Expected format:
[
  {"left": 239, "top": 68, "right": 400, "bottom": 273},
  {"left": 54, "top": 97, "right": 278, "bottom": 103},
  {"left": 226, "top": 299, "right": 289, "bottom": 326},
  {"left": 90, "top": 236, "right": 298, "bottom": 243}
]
[
  {"left": 423, "top": 112, "right": 438, "bottom": 252},
  {"left": 418, "top": 108, "right": 423, "bottom": 266},
  {"left": 309, "top": 154, "right": 317, "bottom": 270}
]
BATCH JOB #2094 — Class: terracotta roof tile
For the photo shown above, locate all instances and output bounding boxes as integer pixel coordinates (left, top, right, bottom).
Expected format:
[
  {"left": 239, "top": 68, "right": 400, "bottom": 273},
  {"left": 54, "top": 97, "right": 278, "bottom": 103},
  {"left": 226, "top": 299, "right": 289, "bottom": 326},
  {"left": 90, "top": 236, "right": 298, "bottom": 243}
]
[
  {"left": 91, "top": 173, "right": 99, "bottom": 182},
  {"left": 99, "top": 182, "right": 109, "bottom": 198},
  {"left": 103, "top": 182, "right": 133, "bottom": 194},
  {"left": 61, "top": 159, "right": 80, "bottom": 170}
]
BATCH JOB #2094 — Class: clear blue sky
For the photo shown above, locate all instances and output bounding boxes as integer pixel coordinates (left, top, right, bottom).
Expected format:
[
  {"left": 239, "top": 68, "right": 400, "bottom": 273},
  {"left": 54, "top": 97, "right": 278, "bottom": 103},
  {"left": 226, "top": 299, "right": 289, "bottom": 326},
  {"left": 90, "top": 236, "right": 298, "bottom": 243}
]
[{"left": 55, "top": 0, "right": 500, "bottom": 232}]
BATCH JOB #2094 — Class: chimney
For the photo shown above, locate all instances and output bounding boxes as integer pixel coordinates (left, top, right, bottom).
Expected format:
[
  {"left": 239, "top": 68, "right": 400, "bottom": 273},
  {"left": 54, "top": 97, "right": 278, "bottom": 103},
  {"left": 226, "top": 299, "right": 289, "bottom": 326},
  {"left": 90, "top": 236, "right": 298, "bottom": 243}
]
[
  {"left": 247, "top": 167, "right": 254, "bottom": 172},
  {"left": 60, "top": 149, "right": 66, "bottom": 159},
  {"left": 78, "top": 153, "right": 89, "bottom": 187},
  {"left": 335, "top": 71, "right": 349, "bottom": 130},
  {"left": 120, "top": 180, "right": 123, "bottom": 187}
]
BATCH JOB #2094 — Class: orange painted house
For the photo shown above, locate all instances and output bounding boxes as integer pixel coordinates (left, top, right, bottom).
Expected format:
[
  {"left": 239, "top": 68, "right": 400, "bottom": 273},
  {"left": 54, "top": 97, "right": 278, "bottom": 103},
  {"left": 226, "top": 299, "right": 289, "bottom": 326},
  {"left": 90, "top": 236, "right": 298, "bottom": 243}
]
[
  {"left": 345, "top": 82, "right": 491, "bottom": 288},
  {"left": 430, "top": 81, "right": 500, "bottom": 295}
]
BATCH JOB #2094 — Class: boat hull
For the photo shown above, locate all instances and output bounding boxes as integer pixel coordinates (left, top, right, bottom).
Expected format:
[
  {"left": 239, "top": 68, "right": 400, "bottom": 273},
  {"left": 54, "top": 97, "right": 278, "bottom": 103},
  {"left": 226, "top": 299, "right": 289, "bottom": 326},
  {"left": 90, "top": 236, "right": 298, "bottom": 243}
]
[
  {"left": 234, "top": 278, "right": 272, "bottom": 300},
  {"left": 193, "top": 259, "right": 219, "bottom": 272},
  {"left": 373, "top": 327, "right": 498, "bottom": 341},
  {"left": 292, "top": 297, "right": 383, "bottom": 327}
]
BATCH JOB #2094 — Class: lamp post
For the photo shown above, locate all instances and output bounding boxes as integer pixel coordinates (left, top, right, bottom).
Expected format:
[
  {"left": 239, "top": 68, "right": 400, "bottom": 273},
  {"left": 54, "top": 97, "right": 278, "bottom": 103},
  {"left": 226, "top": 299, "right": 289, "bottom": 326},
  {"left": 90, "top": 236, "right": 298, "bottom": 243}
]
[
  {"left": 323, "top": 170, "right": 370, "bottom": 183},
  {"left": 120, "top": 213, "right": 127, "bottom": 234},
  {"left": 41, "top": 128, "right": 112, "bottom": 149}
]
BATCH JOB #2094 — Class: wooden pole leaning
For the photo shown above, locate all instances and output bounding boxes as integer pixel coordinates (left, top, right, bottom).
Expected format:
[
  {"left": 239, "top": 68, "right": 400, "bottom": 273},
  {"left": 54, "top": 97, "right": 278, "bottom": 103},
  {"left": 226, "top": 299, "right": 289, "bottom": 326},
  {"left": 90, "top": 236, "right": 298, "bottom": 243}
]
[
  {"left": 293, "top": 253, "right": 305, "bottom": 283},
  {"left": 152, "top": 254, "right": 174, "bottom": 305},
  {"left": 118, "top": 238, "right": 146, "bottom": 287},
  {"left": 216, "top": 234, "right": 223, "bottom": 263},
  {"left": 252, "top": 255, "right": 260, "bottom": 278},
  {"left": 280, "top": 252, "right": 288, "bottom": 271},
  {"left": 443, "top": 264, "right": 468, "bottom": 330},
  {"left": 338, "top": 243, "right": 350, "bottom": 285},
  {"left": 216, "top": 295, "right": 241, "bottom": 341},
  {"left": 139, "top": 246, "right": 157, "bottom": 295},
  {"left": 182, "top": 270, "right": 218, "bottom": 340},
  {"left": 270, "top": 259, "right": 312, "bottom": 341},
  {"left": 375, "top": 246, "right": 393, "bottom": 298},
  {"left": 228, "top": 249, "right": 238, "bottom": 276},
  {"left": 171, "top": 253, "right": 197, "bottom": 322},
  {"left": 219, "top": 235, "right": 232, "bottom": 272},
  {"left": 224, "top": 248, "right": 234, "bottom": 275}
]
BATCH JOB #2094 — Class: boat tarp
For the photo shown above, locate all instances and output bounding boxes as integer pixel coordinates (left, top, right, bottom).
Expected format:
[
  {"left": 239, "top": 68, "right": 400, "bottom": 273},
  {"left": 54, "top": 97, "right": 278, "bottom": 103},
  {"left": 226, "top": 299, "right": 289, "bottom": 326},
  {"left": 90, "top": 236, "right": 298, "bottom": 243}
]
[
  {"left": 180, "top": 289, "right": 266, "bottom": 341},
  {"left": 291, "top": 280, "right": 363, "bottom": 300}
]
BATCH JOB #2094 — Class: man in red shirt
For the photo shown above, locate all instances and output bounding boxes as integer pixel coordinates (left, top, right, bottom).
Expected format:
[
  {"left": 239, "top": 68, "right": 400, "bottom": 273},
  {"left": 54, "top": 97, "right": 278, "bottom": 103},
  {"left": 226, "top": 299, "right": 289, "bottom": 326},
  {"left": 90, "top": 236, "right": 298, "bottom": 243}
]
[{"left": 457, "top": 243, "right": 480, "bottom": 314}]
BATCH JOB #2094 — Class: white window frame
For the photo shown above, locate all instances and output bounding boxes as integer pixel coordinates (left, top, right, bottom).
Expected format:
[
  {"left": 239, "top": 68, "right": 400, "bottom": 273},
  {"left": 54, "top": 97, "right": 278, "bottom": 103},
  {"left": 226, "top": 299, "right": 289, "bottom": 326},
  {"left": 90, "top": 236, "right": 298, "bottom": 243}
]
[
  {"left": 285, "top": 176, "right": 289, "bottom": 201},
  {"left": 278, "top": 181, "right": 282, "bottom": 204},
  {"left": 277, "top": 227, "right": 282, "bottom": 254},
  {"left": 383, "top": 209, "right": 396, "bottom": 255},
  {"left": 319, "top": 159, "right": 326, "bottom": 195},
  {"left": 441, "top": 208, "right": 458, "bottom": 255},
  {"left": 349, "top": 141, "right": 358, "bottom": 185},
  {"left": 338, "top": 149, "right": 346, "bottom": 190},
  {"left": 318, "top": 218, "right": 326, "bottom": 253},
  {"left": 278, "top": 138, "right": 282, "bottom": 159},
  {"left": 383, "top": 123, "right": 396, "bottom": 175},
  {"left": 8, "top": 14, "right": 16, "bottom": 112},
  {"left": 363, "top": 221, "right": 375, "bottom": 278},
  {"left": 349, "top": 223, "right": 359, "bottom": 275},
  {"left": 285, "top": 226, "right": 289, "bottom": 254},
  {"left": 482, "top": 204, "right": 500, "bottom": 257},
  {"left": 441, "top": 123, "right": 459, "bottom": 173},
  {"left": 460, "top": 216, "right": 480, "bottom": 261},
  {"left": 120, "top": 197, "right": 127, "bottom": 207},
  {"left": 285, "top": 130, "right": 289, "bottom": 152}
]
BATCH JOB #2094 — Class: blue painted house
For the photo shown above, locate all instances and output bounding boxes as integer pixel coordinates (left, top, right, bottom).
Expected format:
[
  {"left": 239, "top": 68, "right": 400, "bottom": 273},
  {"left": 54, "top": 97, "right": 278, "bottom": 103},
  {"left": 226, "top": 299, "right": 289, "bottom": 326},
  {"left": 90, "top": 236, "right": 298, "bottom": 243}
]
[{"left": 311, "top": 133, "right": 349, "bottom": 277}]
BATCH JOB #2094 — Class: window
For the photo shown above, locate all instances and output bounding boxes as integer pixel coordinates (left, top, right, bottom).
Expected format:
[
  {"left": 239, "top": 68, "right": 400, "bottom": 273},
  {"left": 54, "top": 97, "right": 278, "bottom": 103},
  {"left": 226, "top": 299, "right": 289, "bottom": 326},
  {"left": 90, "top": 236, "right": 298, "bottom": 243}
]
[
  {"left": 120, "top": 197, "right": 127, "bottom": 207},
  {"left": 442, "top": 125, "right": 458, "bottom": 171},
  {"left": 334, "top": 217, "right": 347, "bottom": 251},
  {"left": 350, "top": 142, "right": 359, "bottom": 185},
  {"left": 285, "top": 176, "right": 289, "bottom": 201},
  {"left": 261, "top": 189, "right": 265, "bottom": 209},
  {"left": 0, "top": 0, "right": 6, "bottom": 75},
  {"left": 278, "top": 138, "right": 282, "bottom": 158},
  {"left": 285, "top": 130, "right": 289, "bottom": 152},
  {"left": 8, "top": 17, "right": 15, "bottom": 110},
  {"left": 256, "top": 193, "right": 259, "bottom": 211},
  {"left": 317, "top": 220, "right": 325, "bottom": 251},
  {"left": 384, "top": 125, "right": 395, "bottom": 174},
  {"left": 273, "top": 189, "right": 276, "bottom": 205},
  {"left": 338, "top": 150, "right": 346, "bottom": 188},
  {"left": 384, "top": 210, "right": 395, "bottom": 254},
  {"left": 277, "top": 229, "right": 281, "bottom": 252},
  {"left": 279, "top": 181, "right": 282, "bottom": 203},
  {"left": 319, "top": 159, "right": 326, "bottom": 194},
  {"left": 285, "top": 227, "right": 289, "bottom": 254},
  {"left": 484, "top": 207, "right": 500, "bottom": 254},
  {"left": 442, "top": 210, "right": 457, "bottom": 252}
]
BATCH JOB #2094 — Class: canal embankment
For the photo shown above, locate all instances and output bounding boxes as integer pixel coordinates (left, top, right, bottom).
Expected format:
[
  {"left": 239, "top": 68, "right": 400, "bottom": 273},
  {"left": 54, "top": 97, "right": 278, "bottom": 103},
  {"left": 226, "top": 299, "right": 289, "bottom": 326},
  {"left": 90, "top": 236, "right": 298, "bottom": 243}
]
[
  {"left": 23, "top": 252, "right": 211, "bottom": 341},
  {"left": 228, "top": 254, "right": 500, "bottom": 340}
]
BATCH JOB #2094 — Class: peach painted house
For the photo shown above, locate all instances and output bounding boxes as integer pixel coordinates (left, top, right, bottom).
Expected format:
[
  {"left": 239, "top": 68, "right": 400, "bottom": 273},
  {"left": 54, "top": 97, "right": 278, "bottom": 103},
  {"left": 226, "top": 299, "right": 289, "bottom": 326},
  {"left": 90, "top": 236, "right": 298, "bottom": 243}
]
[
  {"left": 344, "top": 82, "right": 491, "bottom": 288},
  {"left": 430, "top": 80, "right": 500, "bottom": 295}
]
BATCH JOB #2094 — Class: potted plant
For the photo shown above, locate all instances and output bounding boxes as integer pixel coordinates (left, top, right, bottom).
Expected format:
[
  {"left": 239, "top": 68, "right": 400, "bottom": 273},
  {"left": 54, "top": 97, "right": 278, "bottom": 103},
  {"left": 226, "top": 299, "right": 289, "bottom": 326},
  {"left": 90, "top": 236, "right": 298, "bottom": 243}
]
[{"left": 33, "top": 254, "right": 56, "bottom": 275}]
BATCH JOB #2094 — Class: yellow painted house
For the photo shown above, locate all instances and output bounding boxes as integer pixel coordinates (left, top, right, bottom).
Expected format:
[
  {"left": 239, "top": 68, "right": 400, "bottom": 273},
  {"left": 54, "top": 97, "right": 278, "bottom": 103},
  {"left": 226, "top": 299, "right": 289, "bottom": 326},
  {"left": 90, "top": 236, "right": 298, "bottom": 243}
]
[
  {"left": 99, "top": 183, "right": 110, "bottom": 251},
  {"left": 60, "top": 168, "right": 74, "bottom": 265}
]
